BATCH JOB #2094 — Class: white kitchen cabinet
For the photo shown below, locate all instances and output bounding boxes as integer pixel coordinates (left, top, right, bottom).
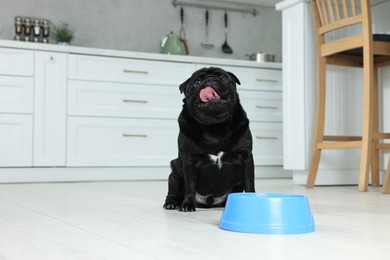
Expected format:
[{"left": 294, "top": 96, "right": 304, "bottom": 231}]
[
  {"left": 0, "top": 76, "right": 33, "bottom": 114},
  {"left": 67, "top": 117, "right": 178, "bottom": 167},
  {"left": 251, "top": 122, "right": 283, "bottom": 165},
  {"left": 0, "top": 48, "right": 33, "bottom": 76},
  {"left": 0, "top": 48, "right": 34, "bottom": 167},
  {"left": 0, "top": 114, "right": 33, "bottom": 166},
  {"left": 68, "top": 54, "right": 194, "bottom": 85},
  {"left": 67, "top": 80, "right": 182, "bottom": 119},
  {"left": 0, "top": 41, "right": 289, "bottom": 182},
  {"left": 239, "top": 90, "right": 282, "bottom": 122},
  {"left": 33, "top": 51, "right": 67, "bottom": 166},
  {"left": 66, "top": 53, "right": 192, "bottom": 167}
]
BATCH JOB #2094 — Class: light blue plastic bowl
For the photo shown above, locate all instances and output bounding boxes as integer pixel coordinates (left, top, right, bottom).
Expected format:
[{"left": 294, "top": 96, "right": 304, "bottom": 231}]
[{"left": 219, "top": 193, "right": 315, "bottom": 234}]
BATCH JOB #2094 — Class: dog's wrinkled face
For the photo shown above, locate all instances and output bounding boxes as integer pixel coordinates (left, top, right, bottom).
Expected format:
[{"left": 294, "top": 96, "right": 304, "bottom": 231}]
[{"left": 179, "top": 67, "right": 241, "bottom": 125}]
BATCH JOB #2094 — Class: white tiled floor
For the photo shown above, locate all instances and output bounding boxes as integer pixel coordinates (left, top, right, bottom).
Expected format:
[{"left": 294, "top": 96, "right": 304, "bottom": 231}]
[{"left": 0, "top": 178, "right": 389, "bottom": 259}]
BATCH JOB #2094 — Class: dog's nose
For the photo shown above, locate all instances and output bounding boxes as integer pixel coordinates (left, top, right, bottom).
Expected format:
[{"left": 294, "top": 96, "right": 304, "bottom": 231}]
[{"left": 204, "top": 78, "right": 212, "bottom": 84}]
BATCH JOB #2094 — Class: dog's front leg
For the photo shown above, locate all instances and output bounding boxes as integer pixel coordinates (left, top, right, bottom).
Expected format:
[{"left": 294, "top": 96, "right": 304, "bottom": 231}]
[
  {"left": 179, "top": 163, "right": 197, "bottom": 212},
  {"left": 241, "top": 152, "right": 255, "bottom": 192}
]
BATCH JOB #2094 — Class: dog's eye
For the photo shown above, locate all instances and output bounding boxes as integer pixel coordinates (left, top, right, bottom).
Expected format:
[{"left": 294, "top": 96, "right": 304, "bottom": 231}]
[
  {"left": 220, "top": 75, "right": 229, "bottom": 83},
  {"left": 194, "top": 79, "right": 202, "bottom": 86}
]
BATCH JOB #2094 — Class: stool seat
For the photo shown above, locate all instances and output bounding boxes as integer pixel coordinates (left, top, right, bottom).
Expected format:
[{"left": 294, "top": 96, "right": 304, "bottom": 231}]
[{"left": 341, "top": 34, "right": 390, "bottom": 56}]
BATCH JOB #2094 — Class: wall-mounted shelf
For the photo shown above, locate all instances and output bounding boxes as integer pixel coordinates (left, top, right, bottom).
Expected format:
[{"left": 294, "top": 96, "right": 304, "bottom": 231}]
[{"left": 172, "top": 0, "right": 259, "bottom": 16}]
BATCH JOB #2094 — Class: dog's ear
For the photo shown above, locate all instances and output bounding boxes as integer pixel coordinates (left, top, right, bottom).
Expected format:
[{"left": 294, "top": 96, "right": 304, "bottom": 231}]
[
  {"left": 227, "top": 72, "right": 241, "bottom": 85},
  {"left": 179, "top": 77, "right": 191, "bottom": 94}
]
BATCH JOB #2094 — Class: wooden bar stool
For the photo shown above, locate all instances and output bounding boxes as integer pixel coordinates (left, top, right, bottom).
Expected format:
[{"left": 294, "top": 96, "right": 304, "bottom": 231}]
[
  {"left": 383, "top": 160, "right": 390, "bottom": 194},
  {"left": 307, "top": 0, "right": 390, "bottom": 191}
]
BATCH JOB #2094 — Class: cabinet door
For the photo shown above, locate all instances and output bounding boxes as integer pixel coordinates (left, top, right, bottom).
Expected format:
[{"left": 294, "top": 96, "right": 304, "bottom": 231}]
[
  {"left": 239, "top": 90, "right": 282, "bottom": 122},
  {"left": 0, "top": 48, "right": 33, "bottom": 76},
  {"left": 0, "top": 114, "right": 33, "bottom": 166},
  {"left": 67, "top": 117, "right": 178, "bottom": 167},
  {"left": 67, "top": 80, "right": 182, "bottom": 119},
  {"left": 0, "top": 76, "right": 33, "bottom": 114},
  {"left": 33, "top": 51, "right": 67, "bottom": 166},
  {"left": 68, "top": 54, "right": 195, "bottom": 86},
  {"left": 250, "top": 122, "right": 283, "bottom": 165}
]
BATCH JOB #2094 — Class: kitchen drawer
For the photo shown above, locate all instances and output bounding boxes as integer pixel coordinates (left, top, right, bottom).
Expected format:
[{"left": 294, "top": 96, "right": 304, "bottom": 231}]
[
  {"left": 0, "top": 48, "right": 34, "bottom": 76},
  {"left": 68, "top": 54, "right": 194, "bottom": 85},
  {"left": 196, "top": 64, "right": 282, "bottom": 91},
  {"left": 67, "top": 117, "right": 178, "bottom": 167},
  {"left": 68, "top": 80, "right": 182, "bottom": 119},
  {"left": 0, "top": 114, "right": 33, "bottom": 166},
  {"left": 0, "top": 76, "right": 33, "bottom": 114},
  {"left": 239, "top": 90, "right": 282, "bottom": 122},
  {"left": 250, "top": 122, "right": 283, "bottom": 166}
]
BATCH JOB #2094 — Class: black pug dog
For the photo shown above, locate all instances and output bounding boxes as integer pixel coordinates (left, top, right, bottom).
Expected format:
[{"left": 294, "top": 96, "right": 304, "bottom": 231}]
[{"left": 163, "top": 67, "right": 255, "bottom": 212}]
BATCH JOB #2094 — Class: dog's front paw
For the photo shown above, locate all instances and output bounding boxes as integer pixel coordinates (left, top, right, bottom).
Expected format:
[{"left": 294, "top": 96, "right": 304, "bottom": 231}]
[
  {"left": 179, "top": 201, "right": 196, "bottom": 212},
  {"left": 163, "top": 198, "right": 179, "bottom": 210}
]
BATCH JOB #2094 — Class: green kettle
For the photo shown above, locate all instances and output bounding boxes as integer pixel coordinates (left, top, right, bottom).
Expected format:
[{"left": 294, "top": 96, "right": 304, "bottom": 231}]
[{"left": 161, "top": 32, "right": 188, "bottom": 55}]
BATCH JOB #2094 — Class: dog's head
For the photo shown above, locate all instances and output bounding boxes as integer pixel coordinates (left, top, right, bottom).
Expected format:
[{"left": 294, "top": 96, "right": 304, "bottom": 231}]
[{"left": 179, "top": 67, "right": 241, "bottom": 125}]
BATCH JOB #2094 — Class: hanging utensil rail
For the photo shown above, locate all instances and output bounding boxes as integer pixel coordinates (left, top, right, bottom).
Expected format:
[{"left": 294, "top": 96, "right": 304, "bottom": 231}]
[{"left": 172, "top": 0, "right": 259, "bottom": 16}]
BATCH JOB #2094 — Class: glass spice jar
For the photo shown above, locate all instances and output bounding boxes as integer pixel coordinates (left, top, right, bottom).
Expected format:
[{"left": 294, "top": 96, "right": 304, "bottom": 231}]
[
  {"left": 24, "top": 18, "right": 32, "bottom": 35},
  {"left": 15, "top": 16, "right": 23, "bottom": 35},
  {"left": 33, "top": 19, "right": 41, "bottom": 36},
  {"left": 42, "top": 20, "right": 50, "bottom": 37}
]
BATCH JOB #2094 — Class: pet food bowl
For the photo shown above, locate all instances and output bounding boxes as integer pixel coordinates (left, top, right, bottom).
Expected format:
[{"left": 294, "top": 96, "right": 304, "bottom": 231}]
[{"left": 219, "top": 193, "right": 315, "bottom": 234}]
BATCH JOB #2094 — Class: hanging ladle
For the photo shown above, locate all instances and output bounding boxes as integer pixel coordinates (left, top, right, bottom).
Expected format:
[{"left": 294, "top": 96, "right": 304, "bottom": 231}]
[{"left": 221, "top": 11, "right": 233, "bottom": 54}]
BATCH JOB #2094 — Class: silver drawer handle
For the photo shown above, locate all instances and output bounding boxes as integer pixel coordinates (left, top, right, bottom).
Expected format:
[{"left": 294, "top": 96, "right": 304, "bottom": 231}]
[
  {"left": 123, "top": 99, "right": 148, "bottom": 104},
  {"left": 256, "top": 105, "right": 278, "bottom": 109},
  {"left": 122, "top": 134, "right": 148, "bottom": 138},
  {"left": 256, "top": 78, "right": 278, "bottom": 83},
  {"left": 256, "top": 136, "right": 278, "bottom": 140},
  {"left": 123, "top": 69, "right": 148, "bottom": 74}
]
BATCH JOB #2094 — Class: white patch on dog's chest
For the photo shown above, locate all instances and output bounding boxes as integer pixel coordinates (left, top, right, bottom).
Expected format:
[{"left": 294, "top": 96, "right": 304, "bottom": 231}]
[{"left": 208, "top": 151, "right": 224, "bottom": 169}]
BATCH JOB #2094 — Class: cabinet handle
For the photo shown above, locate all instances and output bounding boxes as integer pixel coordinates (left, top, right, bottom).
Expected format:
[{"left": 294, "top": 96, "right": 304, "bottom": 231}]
[
  {"left": 122, "top": 134, "right": 148, "bottom": 138},
  {"left": 123, "top": 99, "right": 148, "bottom": 104},
  {"left": 256, "top": 105, "right": 278, "bottom": 109},
  {"left": 123, "top": 69, "right": 148, "bottom": 74},
  {"left": 256, "top": 78, "right": 278, "bottom": 83},
  {"left": 256, "top": 136, "right": 278, "bottom": 140}
]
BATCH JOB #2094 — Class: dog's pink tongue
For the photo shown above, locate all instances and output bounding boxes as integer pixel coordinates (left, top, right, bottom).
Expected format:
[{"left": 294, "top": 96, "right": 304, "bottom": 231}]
[{"left": 199, "top": 87, "right": 219, "bottom": 103}]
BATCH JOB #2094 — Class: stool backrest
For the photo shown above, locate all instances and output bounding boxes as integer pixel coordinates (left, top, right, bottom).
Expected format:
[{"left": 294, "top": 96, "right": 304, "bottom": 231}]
[
  {"left": 312, "top": 0, "right": 373, "bottom": 56},
  {"left": 312, "top": 0, "right": 371, "bottom": 32}
]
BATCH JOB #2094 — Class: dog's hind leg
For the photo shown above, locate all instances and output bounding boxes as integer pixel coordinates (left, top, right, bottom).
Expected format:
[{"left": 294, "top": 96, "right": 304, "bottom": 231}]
[{"left": 163, "top": 159, "right": 184, "bottom": 210}]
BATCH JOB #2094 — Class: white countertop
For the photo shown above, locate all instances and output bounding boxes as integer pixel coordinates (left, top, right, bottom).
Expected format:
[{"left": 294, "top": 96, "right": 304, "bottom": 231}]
[{"left": 0, "top": 39, "right": 282, "bottom": 70}]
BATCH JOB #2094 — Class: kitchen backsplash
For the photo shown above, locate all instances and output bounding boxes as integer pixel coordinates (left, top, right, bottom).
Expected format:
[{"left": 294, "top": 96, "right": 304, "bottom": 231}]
[{"left": 0, "top": 0, "right": 282, "bottom": 61}]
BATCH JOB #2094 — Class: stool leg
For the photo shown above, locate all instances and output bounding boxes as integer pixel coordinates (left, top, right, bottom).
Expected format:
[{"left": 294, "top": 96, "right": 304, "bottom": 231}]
[
  {"left": 383, "top": 159, "right": 390, "bottom": 194},
  {"left": 371, "top": 67, "right": 380, "bottom": 187},
  {"left": 307, "top": 57, "right": 327, "bottom": 188},
  {"left": 358, "top": 53, "right": 374, "bottom": 192}
]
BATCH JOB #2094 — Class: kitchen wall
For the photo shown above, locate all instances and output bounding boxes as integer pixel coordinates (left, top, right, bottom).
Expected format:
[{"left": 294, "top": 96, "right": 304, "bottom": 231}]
[
  {"left": 372, "top": 0, "right": 390, "bottom": 34},
  {"left": 0, "top": 0, "right": 282, "bottom": 61}
]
